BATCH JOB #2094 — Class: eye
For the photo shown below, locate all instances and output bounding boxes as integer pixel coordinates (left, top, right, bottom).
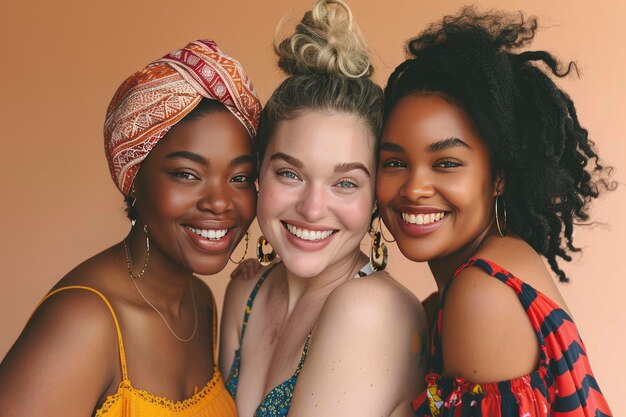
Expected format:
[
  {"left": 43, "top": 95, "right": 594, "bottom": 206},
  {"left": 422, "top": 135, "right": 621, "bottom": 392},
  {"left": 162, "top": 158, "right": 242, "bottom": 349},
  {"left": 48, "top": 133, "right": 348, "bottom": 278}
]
[
  {"left": 335, "top": 178, "right": 358, "bottom": 189},
  {"left": 433, "top": 159, "right": 462, "bottom": 169},
  {"left": 382, "top": 159, "right": 407, "bottom": 169},
  {"left": 277, "top": 169, "right": 301, "bottom": 181},
  {"left": 171, "top": 171, "right": 199, "bottom": 180},
  {"left": 230, "top": 174, "right": 254, "bottom": 184}
]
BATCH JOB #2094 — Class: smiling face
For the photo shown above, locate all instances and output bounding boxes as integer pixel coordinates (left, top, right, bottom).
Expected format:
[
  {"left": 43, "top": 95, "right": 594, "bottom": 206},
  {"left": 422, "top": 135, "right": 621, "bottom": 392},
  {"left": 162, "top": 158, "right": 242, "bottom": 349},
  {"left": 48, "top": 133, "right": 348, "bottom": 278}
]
[
  {"left": 377, "top": 93, "right": 499, "bottom": 263},
  {"left": 133, "top": 109, "right": 257, "bottom": 275},
  {"left": 257, "top": 111, "right": 376, "bottom": 278}
]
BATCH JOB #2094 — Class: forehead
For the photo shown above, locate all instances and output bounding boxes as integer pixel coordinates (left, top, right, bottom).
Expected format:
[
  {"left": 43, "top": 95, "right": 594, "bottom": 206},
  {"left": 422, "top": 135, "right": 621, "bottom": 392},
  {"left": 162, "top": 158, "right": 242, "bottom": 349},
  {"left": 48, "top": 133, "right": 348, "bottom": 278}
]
[
  {"left": 150, "top": 110, "right": 253, "bottom": 158},
  {"left": 382, "top": 93, "right": 483, "bottom": 149},
  {"left": 270, "top": 111, "right": 375, "bottom": 166}
]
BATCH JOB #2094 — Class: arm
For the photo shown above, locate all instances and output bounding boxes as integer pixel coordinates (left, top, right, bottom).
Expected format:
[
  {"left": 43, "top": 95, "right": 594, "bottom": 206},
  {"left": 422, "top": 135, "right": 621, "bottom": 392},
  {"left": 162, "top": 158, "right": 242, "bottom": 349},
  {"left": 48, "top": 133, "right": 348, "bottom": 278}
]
[
  {"left": 441, "top": 267, "right": 539, "bottom": 382},
  {"left": 0, "top": 289, "right": 118, "bottom": 417},
  {"left": 288, "top": 274, "right": 427, "bottom": 417}
]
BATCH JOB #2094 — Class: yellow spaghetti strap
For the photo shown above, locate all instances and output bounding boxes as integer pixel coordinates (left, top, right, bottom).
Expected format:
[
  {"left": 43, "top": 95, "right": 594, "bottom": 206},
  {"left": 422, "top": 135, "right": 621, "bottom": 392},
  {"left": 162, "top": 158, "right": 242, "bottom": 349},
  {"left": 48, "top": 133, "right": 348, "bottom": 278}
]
[
  {"left": 210, "top": 288, "right": 218, "bottom": 359},
  {"left": 36, "top": 286, "right": 129, "bottom": 381}
]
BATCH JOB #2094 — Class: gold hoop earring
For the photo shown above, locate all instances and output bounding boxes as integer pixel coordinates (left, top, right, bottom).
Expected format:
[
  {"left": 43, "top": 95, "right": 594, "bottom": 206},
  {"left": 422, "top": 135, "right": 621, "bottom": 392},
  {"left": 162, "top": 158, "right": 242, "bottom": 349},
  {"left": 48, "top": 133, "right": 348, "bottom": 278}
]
[
  {"left": 256, "top": 235, "right": 276, "bottom": 266},
  {"left": 230, "top": 232, "right": 249, "bottom": 264},
  {"left": 123, "top": 224, "right": 150, "bottom": 279},
  {"left": 369, "top": 219, "right": 388, "bottom": 271},
  {"left": 495, "top": 194, "right": 507, "bottom": 237}
]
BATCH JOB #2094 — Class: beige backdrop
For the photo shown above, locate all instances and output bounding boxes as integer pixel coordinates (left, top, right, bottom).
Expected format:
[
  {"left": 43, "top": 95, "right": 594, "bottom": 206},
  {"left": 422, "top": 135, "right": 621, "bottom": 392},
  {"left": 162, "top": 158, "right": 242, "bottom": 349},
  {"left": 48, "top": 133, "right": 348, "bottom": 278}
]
[{"left": 1, "top": 0, "right": 624, "bottom": 413}]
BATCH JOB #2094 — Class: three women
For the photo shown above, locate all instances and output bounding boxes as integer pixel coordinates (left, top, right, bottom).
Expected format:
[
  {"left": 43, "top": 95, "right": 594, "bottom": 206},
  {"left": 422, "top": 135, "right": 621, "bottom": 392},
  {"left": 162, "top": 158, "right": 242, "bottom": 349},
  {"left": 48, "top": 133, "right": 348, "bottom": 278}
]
[{"left": 0, "top": 2, "right": 614, "bottom": 417}]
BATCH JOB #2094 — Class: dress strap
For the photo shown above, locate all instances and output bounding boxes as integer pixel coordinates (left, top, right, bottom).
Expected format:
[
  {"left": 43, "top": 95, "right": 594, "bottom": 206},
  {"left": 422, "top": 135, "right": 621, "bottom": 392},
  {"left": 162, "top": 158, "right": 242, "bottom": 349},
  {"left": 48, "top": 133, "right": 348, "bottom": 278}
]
[
  {"left": 209, "top": 286, "right": 218, "bottom": 359},
  {"left": 239, "top": 265, "right": 276, "bottom": 345},
  {"left": 293, "top": 331, "right": 312, "bottom": 377},
  {"left": 451, "top": 257, "right": 534, "bottom": 310},
  {"left": 37, "top": 286, "right": 129, "bottom": 381}
]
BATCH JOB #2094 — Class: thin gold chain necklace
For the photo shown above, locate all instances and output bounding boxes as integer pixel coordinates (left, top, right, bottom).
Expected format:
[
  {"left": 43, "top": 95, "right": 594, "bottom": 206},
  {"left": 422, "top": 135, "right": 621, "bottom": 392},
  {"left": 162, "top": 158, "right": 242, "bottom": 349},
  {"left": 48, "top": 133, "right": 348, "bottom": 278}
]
[{"left": 123, "top": 239, "right": 198, "bottom": 342}]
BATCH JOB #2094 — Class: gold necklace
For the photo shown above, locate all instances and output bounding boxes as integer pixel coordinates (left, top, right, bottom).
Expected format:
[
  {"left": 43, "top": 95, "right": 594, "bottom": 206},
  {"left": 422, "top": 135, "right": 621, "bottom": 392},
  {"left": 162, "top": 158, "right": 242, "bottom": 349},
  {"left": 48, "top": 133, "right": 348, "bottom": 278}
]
[{"left": 123, "top": 239, "right": 198, "bottom": 342}]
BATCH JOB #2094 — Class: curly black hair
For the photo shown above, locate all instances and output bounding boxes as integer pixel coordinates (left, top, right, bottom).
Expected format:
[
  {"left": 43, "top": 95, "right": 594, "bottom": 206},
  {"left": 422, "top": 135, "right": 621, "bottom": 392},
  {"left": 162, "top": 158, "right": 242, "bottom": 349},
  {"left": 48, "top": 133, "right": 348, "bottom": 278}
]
[{"left": 384, "top": 7, "right": 614, "bottom": 282}]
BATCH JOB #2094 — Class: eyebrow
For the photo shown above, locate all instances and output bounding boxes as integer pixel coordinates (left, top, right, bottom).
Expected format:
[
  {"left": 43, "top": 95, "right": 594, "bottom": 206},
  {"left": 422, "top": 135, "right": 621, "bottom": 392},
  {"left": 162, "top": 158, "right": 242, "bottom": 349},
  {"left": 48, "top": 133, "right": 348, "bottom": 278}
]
[
  {"left": 166, "top": 151, "right": 255, "bottom": 167},
  {"left": 380, "top": 137, "right": 470, "bottom": 153},
  {"left": 379, "top": 142, "right": 405, "bottom": 153},
  {"left": 269, "top": 152, "right": 304, "bottom": 168},
  {"left": 270, "top": 152, "right": 370, "bottom": 177},
  {"left": 165, "top": 151, "right": 208, "bottom": 165},
  {"left": 230, "top": 155, "right": 256, "bottom": 167},
  {"left": 334, "top": 162, "right": 370, "bottom": 177},
  {"left": 426, "top": 137, "right": 471, "bottom": 152}
]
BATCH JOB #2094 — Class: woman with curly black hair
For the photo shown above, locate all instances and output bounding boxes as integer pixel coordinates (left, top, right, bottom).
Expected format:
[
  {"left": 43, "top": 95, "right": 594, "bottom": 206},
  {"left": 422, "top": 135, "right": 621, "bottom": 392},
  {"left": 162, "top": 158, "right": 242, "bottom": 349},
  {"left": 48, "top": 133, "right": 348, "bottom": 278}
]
[{"left": 377, "top": 7, "right": 613, "bottom": 416}]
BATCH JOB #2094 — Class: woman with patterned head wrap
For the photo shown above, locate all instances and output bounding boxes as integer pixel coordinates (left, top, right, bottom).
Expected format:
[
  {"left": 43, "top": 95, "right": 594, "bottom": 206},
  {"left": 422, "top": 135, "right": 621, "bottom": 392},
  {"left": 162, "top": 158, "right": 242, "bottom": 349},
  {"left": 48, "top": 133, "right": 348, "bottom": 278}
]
[{"left": 0, "top": 39, "right": 261, "bottom": 417}]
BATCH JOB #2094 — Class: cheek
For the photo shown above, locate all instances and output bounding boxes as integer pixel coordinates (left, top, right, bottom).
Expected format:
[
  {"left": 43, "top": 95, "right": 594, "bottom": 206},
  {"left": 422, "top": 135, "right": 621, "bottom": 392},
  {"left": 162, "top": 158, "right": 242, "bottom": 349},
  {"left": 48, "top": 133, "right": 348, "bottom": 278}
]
[
  {"left": 257, "top": 178, "right": 290, "bottom": 222},
  {"left": 233, "top": 189, "right": 257, "bottom": 225},
  {"left": 144, "top": 180, "right": 194, "bottom": 219},
  {"left": 334, "top": 193, "right": 373, "bottom": 234},
  {"left": 376, "top": 172, "right": 401, "bottom": 207},
  {"left": 443, "top": 170, "right": 494, "bottom": 223}
]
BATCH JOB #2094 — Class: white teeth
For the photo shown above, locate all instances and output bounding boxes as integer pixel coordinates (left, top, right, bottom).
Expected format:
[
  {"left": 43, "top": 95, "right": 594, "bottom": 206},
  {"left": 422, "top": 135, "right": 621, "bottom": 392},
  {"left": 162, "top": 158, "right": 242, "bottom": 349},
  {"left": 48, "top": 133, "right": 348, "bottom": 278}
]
[
  {"left": 185, "top": 226, "right": 228, "bottom": 240},
  {"left": 401, "top": 212, "right": 446, "bottom": 225},
  {"left": 285, "top": 223, "right": 334, "bottom": 241}
]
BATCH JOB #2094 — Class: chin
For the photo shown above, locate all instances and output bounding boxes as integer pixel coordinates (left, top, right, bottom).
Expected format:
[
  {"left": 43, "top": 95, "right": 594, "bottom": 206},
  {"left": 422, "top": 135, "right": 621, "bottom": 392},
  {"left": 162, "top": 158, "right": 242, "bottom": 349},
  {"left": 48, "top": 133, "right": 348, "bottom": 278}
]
[
  {"left": 189, "top": 256, "right": 230, "bottom": 276},
  {"left": 280, "top": 254, "right": 329, "bottom": 278},
  {"left": 395, "top": 240, "right": 438, "bottom": 264}
]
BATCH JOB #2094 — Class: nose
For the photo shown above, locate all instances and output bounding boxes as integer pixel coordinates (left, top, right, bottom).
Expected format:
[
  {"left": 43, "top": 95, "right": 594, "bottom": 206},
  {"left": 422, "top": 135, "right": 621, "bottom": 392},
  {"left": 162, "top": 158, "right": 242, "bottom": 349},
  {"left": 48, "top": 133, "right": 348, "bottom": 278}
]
[
  {"left": 295, "top": 183, "right": 328, "bottom": 222},
  {"left": 197, "top": 181, "right": 234, "bottom": 214},
  {"left": 401, "top": 172, "right": 435, "bottom": 201}
]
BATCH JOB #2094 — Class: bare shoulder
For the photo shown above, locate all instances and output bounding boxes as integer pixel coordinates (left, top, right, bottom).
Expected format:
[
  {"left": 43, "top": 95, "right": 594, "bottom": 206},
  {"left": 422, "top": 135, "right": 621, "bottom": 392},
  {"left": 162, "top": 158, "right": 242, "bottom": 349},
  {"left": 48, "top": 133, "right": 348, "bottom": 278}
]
[
  {"left": 289, "top": 269, "right": 426, "bottom": 416},
  {"left": 223, "top": 263, "right": 274, "bottom": 311},
  {"left": 0, "top": 283, "right": 119, "bottom": 415},
  {"left": 442, "top": 259, "right": 540, "bottom": 383},
  {"left": 474, "top": 235, "right": 569, "bottom": 312},
  {"left": 322, "top": 268, "right": 425, "bottom": 336},
  {"left": 332, "top": 269, "right": 421, "bottom": 312}
]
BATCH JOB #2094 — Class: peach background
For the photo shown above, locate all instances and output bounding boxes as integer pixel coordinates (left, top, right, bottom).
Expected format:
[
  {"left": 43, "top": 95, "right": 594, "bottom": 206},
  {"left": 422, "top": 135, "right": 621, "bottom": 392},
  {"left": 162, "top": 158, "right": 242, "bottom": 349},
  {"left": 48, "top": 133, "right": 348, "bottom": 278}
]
[{"left": 1, "top": 0, "right": 623, "bottom": 413}]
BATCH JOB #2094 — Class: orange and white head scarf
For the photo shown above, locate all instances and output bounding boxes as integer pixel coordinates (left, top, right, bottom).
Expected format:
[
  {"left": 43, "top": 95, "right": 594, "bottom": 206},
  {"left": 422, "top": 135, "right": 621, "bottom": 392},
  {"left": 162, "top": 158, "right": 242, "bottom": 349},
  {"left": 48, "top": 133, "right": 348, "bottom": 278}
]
[{"left": 104, "top": 39, "right": 261, "bottom": 196}]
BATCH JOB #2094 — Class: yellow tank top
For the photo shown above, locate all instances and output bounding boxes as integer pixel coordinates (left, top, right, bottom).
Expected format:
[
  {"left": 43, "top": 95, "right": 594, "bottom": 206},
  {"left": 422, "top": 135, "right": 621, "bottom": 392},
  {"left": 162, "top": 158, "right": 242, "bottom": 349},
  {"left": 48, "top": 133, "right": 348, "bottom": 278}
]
[{"left": 40, "top": 286, "right": 237, "bottom": 417}]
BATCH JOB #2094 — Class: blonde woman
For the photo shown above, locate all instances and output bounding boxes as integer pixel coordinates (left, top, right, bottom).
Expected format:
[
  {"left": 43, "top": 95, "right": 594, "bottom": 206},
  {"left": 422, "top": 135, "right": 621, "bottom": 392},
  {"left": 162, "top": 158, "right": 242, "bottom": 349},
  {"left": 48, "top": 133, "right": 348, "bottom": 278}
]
[{"left": 219, "top": 2, "right": 426, "bottom": 417}]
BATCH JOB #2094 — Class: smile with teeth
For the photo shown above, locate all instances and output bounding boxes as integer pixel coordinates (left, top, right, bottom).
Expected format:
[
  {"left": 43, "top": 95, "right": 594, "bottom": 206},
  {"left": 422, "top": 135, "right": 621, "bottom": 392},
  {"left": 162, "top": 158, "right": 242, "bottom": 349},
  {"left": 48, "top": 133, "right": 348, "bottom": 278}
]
[
  {"left": 185, "top": 226, "right": 229, "bottom": 240},
  {"left": 401, "top": 212, "right": 447, "bottom": 225},
  {"left": 285, "top": 223, "right": 334, "bottom": 241}
]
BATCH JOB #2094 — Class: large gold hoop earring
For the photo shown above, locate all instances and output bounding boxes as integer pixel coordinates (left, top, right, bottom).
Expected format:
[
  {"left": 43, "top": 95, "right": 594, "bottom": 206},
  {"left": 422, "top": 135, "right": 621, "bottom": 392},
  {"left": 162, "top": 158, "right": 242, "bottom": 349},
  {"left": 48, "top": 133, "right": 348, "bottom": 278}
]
[
  {"left": 369, "top": 218, "right": 388, "bottom": 271},
  {"left": 123, "top": 224, "right": 150, "bottom": 279},
  {"left": 495, "top": 194, "right": 507, "bottom": 237},
  {"left": 229, "top": 232, "right": 249, "bottom": 264},
  {"left": 256, "top": 235, "right": 276, "bottom": 266}
]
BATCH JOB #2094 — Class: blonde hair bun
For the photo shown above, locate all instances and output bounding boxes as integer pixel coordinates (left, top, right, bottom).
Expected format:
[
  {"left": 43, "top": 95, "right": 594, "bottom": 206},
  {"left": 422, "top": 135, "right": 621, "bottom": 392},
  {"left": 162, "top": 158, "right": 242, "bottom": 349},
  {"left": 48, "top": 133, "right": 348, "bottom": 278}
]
[{"left": 275, "top": 0, "right": 372, "bottom": 79}]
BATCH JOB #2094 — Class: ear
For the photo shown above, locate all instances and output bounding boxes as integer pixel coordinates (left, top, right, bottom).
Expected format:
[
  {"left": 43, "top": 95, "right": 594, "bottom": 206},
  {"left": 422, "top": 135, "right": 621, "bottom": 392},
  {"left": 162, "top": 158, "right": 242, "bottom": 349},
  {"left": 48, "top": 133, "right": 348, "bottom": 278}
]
[{"left": 493, "top": 171, "right": 505, "bottom": 196}]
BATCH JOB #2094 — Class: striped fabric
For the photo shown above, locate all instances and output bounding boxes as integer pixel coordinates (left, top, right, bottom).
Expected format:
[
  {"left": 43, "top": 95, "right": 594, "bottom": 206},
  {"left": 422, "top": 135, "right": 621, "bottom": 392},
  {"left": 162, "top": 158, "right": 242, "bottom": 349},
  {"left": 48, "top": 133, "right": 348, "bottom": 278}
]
[{"left": 412, "top": 258, "right": 612, "bottom": 417}]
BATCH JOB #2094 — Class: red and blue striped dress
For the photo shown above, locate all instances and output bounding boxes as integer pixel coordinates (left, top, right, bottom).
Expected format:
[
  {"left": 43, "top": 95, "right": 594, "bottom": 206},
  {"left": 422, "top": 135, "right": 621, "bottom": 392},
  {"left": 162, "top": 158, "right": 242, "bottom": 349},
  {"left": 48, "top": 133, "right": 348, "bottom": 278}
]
[{"left": 412, "top": 258, "right": 612, "bottom": 417}]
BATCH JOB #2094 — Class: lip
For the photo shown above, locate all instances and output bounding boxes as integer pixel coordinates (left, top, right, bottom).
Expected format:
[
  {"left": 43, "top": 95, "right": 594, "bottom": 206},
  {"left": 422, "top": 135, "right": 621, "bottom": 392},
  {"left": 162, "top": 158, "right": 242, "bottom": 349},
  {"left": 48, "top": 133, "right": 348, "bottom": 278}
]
[
  {"left": 181, "top": 224, "right": 234, "bottom": 253},
  {"left": 281, "top": 220, "right": 337, "bottom": 251},
  {"left": 393, "top": 206, "right": 449, "bottom": 237},
  {"left": 395, "top": 205, "right": 447, "bottom": 215}
]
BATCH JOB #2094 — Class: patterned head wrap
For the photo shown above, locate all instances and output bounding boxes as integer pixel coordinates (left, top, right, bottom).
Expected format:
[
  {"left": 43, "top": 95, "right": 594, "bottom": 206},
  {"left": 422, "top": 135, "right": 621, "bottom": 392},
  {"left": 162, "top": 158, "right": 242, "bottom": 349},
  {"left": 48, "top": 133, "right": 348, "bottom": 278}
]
[{"left": 104, "top": 39, "right": 262, "bottom": 196}]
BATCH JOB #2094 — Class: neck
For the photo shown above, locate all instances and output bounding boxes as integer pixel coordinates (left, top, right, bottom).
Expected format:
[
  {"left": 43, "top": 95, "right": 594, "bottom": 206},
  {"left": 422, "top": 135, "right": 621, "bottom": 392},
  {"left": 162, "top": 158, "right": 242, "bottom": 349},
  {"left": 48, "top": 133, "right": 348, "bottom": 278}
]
[
  {"left": 428, "top": 222, "right": 498, "bottom": 294},
  {"left": 281, "top": 250, "right": 368, "bottom": 317},
  {"left": 124, "top": 224, "right": 193, "bottom": 310}
]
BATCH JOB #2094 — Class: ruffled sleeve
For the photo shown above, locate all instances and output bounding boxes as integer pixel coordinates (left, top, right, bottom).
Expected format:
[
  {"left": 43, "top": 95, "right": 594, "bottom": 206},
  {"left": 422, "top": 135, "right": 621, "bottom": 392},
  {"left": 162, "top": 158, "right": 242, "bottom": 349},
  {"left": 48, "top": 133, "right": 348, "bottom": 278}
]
[{"left": 412, "top": 373, "right": 550, "bottom": 417}]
